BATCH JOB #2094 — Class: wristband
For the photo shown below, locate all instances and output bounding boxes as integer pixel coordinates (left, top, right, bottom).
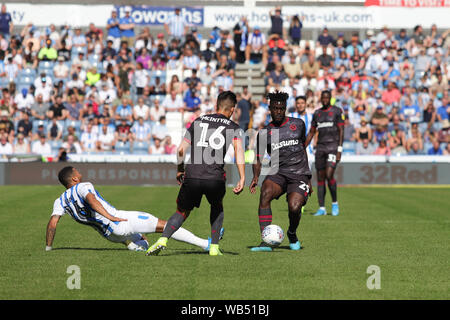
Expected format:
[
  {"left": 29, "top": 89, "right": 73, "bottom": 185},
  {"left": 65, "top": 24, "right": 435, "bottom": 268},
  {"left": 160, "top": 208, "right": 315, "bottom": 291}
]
[
  {"left": 45, "top": 246, "right": 52, "bottom": 251},
  {"left": 337, "top": 146, "right": 343, "bottom": 153}
]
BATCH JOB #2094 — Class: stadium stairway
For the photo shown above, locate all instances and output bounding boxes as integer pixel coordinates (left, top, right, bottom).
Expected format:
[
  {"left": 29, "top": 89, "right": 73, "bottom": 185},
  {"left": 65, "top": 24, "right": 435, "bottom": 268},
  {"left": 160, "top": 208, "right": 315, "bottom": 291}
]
[
  {"left": 234, "top": 63, "right": 265, "bottom": 98},
  {"left": 165, "top": 112, "right": 183, "bottom": 147}
]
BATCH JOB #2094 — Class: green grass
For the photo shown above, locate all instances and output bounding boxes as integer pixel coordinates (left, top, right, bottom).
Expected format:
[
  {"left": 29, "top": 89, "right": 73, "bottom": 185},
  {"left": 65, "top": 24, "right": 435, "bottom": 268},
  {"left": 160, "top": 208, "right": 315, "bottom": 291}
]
[{"left": 0, "top": 185, "right": 449, "bottom": 300}]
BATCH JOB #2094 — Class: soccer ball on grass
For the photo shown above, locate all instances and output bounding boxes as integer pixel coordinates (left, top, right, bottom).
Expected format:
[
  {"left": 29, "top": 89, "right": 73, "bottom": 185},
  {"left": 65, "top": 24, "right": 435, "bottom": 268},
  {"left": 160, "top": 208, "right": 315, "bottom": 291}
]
[{"left": 261, "top": 224, "right": 285, "bottom": 247}]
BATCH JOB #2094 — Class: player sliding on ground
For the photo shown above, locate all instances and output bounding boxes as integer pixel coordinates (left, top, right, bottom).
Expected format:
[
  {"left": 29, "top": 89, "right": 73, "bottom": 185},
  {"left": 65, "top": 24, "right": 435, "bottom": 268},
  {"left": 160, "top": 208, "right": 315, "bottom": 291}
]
[
  {"left": 146, "top": 91, "right": 246, "bottom": 256},
  {"left": 305, "top": 90, "right": 344, "bottom": 216},
  {"left": 249, "top": 91, "right": 312, "bottom": 252},
  {"left": 45, "top": 166, "right": 212, "bottom": 252}
]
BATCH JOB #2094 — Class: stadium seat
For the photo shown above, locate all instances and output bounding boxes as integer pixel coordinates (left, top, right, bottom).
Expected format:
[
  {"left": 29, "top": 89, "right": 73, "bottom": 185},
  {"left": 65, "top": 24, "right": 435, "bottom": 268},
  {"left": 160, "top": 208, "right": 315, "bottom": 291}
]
[
  {"left": 115, "top": 141, "right": 131, "bottom": 154},
  {"left": 343, "top": 141, "right": 356, "bottom": 155},
  {"left": 132, "top": 141, "right": 149, "bottom": 155}
]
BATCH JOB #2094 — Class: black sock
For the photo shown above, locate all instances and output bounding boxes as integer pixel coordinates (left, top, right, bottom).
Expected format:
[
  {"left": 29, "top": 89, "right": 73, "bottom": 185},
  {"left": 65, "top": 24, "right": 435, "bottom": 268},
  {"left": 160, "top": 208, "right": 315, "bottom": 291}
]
[
  {"left": 258, "top": 208, "right": 272, "bottom": 233},
  {"left": 210, "top": 206, "right": 224, "bottom": 245},
  {"left": 328, "top": 178, "right": 337, "bottom": 203},
  {"left": 162, "top": 211, "right": 186, "bottom": 239},
  {"left": 288, "top": 207, "right": 302, "bottom": 243},
  {"left": 317, "top": 180, "right": 326, "bottom": 207}
]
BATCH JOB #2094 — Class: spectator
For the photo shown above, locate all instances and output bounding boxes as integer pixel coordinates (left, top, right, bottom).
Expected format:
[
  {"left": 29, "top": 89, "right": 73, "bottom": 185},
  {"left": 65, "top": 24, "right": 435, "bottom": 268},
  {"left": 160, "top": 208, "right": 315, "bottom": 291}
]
[
  {"left": 245, "top": 26, "right": 266, "bottom": 64},
  {"left": 370, "top": 105, "right": 389, "bottom": 131},
  {"left": 269, "top": 6, "right": 284, "bottom": 37},
  {"left": 164, "top": 7, "right": 188, "bottom": 41},
  {"left": 382, "top": 81, "right": 401, "bottom": 106},
  {"left": 288, "top": 15, "right": 303, "bottom": 46},
  {"left": 131, "top": 116, "right": 151, "bottom": 143},
  {"left": 149, "top": 98, "right": 165, "bottom": 122},
  {"left": 443, "top": 143, "right": 450, "bottom": 155},
  {"left": 284, "top": 54, "right": 301, "bottom": 79},
  {"left": 64, "top": 95, "right": 83, "bottom": 121},
  {"left": 13, "top": 133, "right": 31, "bottom": 154},
  {"left": 17, "top": 111, "right": 33, "bottom": 139},
  {"left": 373, "top": 139, "right": 391, "bottom": 155},
  {"left": 400, "top": 95, "right": 420, "bottom": 123},
  {"left": 31, "top": 133, "right": 52, "bottom": 155},
  {"left": 388, "top": 120, "right": 407, "bottom": 155},
  {"left": 37, "top": 38, "right": 57, "bottom": 62},
  {"left": 152, "top": 116, "right": 168, "bottom": 141},
  {"left": 31, "top": 94, "right": 50, "bottom": 120},
  {"left": 46, "top": 118, "right": 63, "bottom": 141},
  {"left": 356, "top": 138, "right": 376, "bottom": 155},
  {"left": 133, "top": 97, "right": 150, "bottom": 121},
  {"left": 355, "top": 117, "right": 372, "bottom": 143},
  {"left": 14, "top": 88, "right": 35, "bottom": 112},
  {"left": 233, "top": 16, "right": 249, "bottom": 63},
  {"left": 115, "top": 117, "right": 133, "bottom": 143},
  {"left": 53, "top": 56, "right": 69, "bottom": 80},
  {"left": 119, "top": 8, "right": 135, "bottom": 47},
  {"left": 106, "top": 10, "right": 121, "bottom": 50},
  {"left": 0, "top": 4, "right": 13, "bottom": 41},
  {"left": 406, "top": 123, "right": 424, "bottom": 153},
  {"left": 236, "top": 89, "right": 251, "bottom": 132},
  {"left": 182, "top": 46, "right": 200, "bottom": 71},
  {"left": 163, "top": 135, "right": 176, "bottom": 155},
  {"left": 162, "top": 90, "right": 183, "bottom": 113},
  {"left": 437, "top": 120, "right": 450, "bottom": 144},
  {"left": 115, "top": 97, "right": 133, "bottom": 122},
  {"left": 149, "top": 137, "right": 164, "bottom": 154},
  {"left": 427, "top": 139, "right": 443, "bottom": 155},
  {"left": 317, "top": 27, "right": 334, "bottom": 47},
  {"left": 48, "top": 96, "right": 67, "bottom": 120},
  {"left": 97, "top": 123, "right": 116, "bottom": 152},
  {"left": 62, "top": 134, "right": 82, "bottom": 154},
  {"left": 80, "top": 122, "right": 98, "bottom": 152},
  {"left": 0, "top": 132, "right": 13, "bottom": 157}
]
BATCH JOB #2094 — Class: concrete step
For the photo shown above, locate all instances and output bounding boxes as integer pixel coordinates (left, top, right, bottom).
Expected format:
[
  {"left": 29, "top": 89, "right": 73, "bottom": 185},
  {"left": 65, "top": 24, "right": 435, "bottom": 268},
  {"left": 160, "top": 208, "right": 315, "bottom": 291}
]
[
  {"left": 235, "top": 85, "right": 266, "bottom": 95},
  {"left": 234, "top": 78, "right": 265, "bottom": 86},
  {"left": 234, "top": 70, "right": 262, "bottom": 78},
  {"left": 235, "top": 63, "right": 264, "bottom": 71}
]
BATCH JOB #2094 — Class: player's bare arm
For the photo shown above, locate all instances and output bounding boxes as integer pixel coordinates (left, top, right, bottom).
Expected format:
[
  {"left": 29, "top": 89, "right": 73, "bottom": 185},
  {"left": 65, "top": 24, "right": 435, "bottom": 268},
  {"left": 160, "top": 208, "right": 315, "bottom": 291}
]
[
  {"left": 85, "top": 193, "right": 127, "bottom": 222},
  {"left": 304, "top": 126, "right": 316, "bottom": 147},
  {"left": 45, "top": 215, "right": 60, "bottom": 250},
  {"left": 233, "top": 137, "right": 245, "bottom": 194},
  {"left": 250, "top": 155, "right": 262, "bottom": 194},
  {"left": 337, "top": 123, "right": 344, "bottom": 162},
  {"left": 176, "top": 139, "right": 190, "bottom": 185}
]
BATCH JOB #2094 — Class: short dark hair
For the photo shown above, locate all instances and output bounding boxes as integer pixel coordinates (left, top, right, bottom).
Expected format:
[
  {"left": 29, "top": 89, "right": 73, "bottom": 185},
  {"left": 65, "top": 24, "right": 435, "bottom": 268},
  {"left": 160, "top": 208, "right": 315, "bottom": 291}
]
[
  {"left": 295, "top": 95, "right": 306, "bottom": 102},
  {"left": 58, "top": 166, "right": 74, "bottom": 188},
  {"left": 217, "top": 90, "right": 237, "bottom": 111},
  {"left": 267, "top": 90, "right": 289, "bottom": 103},
  {"left": 321, "top": 90, "right": 332, "bottom": 97}
]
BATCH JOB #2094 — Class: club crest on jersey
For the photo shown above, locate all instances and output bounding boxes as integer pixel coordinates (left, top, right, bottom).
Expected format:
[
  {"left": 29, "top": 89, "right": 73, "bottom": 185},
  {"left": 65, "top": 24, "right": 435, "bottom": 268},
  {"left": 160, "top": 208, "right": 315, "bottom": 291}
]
[
  {"left": 328, "top": 112, "right": 333, "bottom": 117},
  {"left": 290, "top": 124, "right": 297, "bottom": 131}
]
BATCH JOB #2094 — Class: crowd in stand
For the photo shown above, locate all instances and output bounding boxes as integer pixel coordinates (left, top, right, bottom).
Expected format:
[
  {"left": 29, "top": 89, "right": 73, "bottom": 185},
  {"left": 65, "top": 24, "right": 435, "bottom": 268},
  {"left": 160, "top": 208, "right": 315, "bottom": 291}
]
[{"left": 0, "top": 4, "right": 450, "bottom": 160}]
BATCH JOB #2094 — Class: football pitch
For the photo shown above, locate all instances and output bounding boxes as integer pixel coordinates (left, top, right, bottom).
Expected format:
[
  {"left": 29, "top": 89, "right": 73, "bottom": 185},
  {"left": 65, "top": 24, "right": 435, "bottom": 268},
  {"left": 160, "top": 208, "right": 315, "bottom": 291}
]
[{"left": 0, "top": 185, "right": 448, "bottom": 300}]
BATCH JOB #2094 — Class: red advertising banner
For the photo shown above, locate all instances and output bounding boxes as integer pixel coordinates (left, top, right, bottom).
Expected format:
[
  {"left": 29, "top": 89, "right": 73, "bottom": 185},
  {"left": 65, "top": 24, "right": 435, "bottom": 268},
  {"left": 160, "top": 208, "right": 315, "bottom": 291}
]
[{"left": 365, "top": 0, "right": 450, "bottom": 6}]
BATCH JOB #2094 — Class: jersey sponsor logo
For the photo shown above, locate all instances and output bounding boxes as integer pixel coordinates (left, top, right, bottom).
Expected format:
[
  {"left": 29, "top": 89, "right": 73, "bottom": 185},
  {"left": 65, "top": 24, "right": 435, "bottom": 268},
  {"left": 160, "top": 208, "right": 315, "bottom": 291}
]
[
  {"left": 317, "top": 122, "right": 334, "bottom": 129},
  {"left": 271, "top": 139, "right": 299, "bottom": 150},
  {"left": 289, "top": 124, "right": 297, "bottom": 131}
]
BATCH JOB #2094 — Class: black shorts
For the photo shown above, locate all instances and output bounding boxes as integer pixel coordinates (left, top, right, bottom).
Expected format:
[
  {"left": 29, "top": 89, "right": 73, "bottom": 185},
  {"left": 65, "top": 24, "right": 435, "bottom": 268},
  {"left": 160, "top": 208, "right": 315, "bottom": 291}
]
[
  {"left": 315, "top": 147, "right": 339, "bottom": 171},
  {"left": 176, "top": 178, "right": 226, "bottom": 211},
  {"left": 264, "top": 173, "right": 311, "bottom": 202}
]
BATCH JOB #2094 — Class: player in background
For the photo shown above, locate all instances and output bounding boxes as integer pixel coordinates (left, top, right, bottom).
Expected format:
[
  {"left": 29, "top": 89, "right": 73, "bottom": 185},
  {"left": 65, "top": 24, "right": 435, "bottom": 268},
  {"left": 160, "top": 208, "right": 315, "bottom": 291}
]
[
  {"left": 305, "top": 90, "right": 344, "bottom": 216},
  {"left": 249, "top": 91, "right": 312, "bottom": 252},
  {"left": 146, "top": 91, "right": 245, "bottom": 256},
  {"left": 288, "top": 95, "right": 314, "bottom": 207},
  {"left": 46, "top": 166, "right": 212, "bottom": 252}
]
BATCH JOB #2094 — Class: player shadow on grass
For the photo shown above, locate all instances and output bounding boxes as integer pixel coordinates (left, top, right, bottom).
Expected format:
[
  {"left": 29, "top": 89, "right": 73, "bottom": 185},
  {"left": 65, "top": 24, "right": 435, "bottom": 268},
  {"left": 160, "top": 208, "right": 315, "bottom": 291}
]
[
  {"left": 245, "top": 245, "right": 305, "bottom": 251},
  {"left": 161, "top": 249, "right": 240, "bottom": 256},
  {"left": 53, "top": 247, "right": 127, "bottom": 251}
]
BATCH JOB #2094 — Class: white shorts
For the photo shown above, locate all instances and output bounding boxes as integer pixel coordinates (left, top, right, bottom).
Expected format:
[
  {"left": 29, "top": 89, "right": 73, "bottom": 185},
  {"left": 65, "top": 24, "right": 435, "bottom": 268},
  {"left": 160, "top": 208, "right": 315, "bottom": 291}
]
[{"left": 106, "top": 210, "right": 159, "bottom": 243}]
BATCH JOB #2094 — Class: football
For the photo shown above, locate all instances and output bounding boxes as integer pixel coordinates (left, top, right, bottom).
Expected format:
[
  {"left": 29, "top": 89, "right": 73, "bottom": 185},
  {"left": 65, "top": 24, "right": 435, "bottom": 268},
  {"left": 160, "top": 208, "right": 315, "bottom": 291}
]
[{"left": 261, "top": 224, "right": 285, "bottom": 247}]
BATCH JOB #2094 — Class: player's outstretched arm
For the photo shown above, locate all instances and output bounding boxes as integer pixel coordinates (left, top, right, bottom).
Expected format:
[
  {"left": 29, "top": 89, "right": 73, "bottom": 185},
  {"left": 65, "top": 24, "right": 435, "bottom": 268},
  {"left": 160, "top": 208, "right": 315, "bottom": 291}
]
[
  {"left": 46, "top": 215, "right": 60, "bottom": 251},
  {"left": 233, "top": 138, "right": 245, "bottom": 195},
  {"left": 304, "top": 126, "right": 316, "bottom": 147},
  {"left": 85, "top": 193, "right": 127, "bottom": 222}
]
